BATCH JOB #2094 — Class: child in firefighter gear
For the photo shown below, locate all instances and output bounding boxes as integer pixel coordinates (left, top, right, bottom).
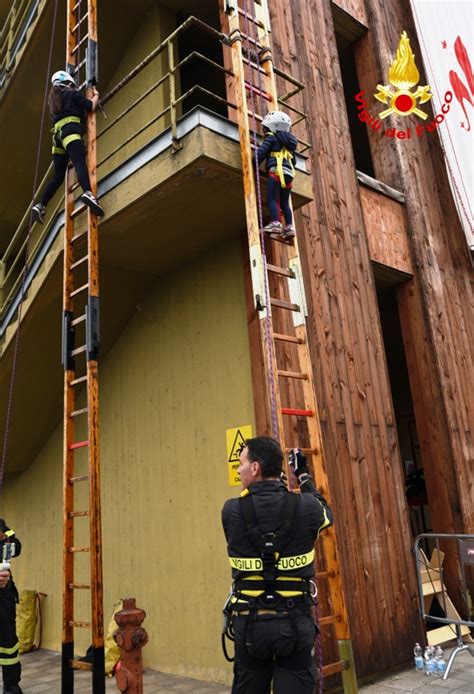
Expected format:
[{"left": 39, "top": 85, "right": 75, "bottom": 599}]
[
  {"left": 31, "top": 70, "right": 104, "bottom": 225},
  {"left": 0, "top": 520, "right": 22, "bottom": 694},
  {"left": 257, "top": 110, "right": 298, "bottom": 240},
  {"left": 221, "top": 437, "right": 333, "bottom": 694}
]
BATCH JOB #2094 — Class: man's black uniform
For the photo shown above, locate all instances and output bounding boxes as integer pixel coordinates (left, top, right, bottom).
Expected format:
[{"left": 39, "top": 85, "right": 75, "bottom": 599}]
[
  {"left": 0, "top": 520, "right": 22, "bottom": 694},
  {"left": 222, "top": 473, "right": 332, "bottom": 693}
]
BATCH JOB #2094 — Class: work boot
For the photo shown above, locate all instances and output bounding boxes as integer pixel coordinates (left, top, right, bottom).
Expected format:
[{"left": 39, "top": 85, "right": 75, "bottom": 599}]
[
  {"left": 81, "top": 191, "right": 105, "bottom": 217},
  {"left": 4, "top": 685, "right": 23, "bottom": 694},
  {"left": 31, "top": 203, "right": 46, "bottom": 225},
  {"left": 281, "top": 223, "right": 295, "bottom": 240},
  {"left": 262, "top": 221, "right": 282, "bottom": 235}
]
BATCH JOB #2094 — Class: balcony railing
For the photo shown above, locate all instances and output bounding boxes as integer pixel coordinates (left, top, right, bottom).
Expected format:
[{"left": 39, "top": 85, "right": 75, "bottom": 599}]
[
  {"left": 0, "top": 0, "right": 41, "bottom": 90},
  {"left": 0, "top": 14, "right": 308, "bottom": 336}
]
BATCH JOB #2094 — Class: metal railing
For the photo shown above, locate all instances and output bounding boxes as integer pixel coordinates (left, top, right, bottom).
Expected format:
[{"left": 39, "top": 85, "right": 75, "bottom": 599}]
[
  {"left": 414, "top": 533, "right": 474, "bottom": 680},
  {"left": 0, "top": 0, "right": 41, "bottom": 90},
  {"left": 1, "top": 14, "right": 309, "bottom": 331}
]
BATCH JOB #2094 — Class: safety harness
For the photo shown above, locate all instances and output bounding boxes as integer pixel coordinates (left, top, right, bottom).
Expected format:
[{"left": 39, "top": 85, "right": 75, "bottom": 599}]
[
  {"left": 270, "top": 147, "right": 295, "bottom": 188},
  {"left": 222, "top": 490, "right": 313, "bottom": 662},
  {"left": 51, "top": 115, "right": 83, "bottom": 154}
]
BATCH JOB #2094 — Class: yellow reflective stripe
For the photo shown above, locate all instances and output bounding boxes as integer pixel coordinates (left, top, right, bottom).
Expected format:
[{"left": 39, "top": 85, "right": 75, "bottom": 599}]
[
  {"left": 53, "top": 115, "right": 81, "bottom": 131},
  {"left": 52, "top": 146, "right": 66, "bottom": 154},
  {"left": 5, "top": 530, "right": 14, "bottom": 537},
  {"left": 229, "top": 557, "right": 263, "bottom": 571},
  {"left": 229, "top": 549, "right": 314, "bottom": 573},
  {"left": 0, "top": 642, "right": 19, "bottom": 655},
  {"left": 270, "top": 148, "right": 295, "bottom": 187},
  {"left": 317, "top": 508, "right": 331, "bottom": 539},
  {"left": 62, "top": 133, "right": 82, "bottom": 149},
  {"left": 0, "top": 655, "right": 20, "bottom": 665}
]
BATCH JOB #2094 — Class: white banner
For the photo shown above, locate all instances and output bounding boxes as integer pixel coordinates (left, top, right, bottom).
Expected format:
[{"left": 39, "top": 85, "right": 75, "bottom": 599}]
[{"left": 411, "top": 0, "right": 474, "bottom": 250}]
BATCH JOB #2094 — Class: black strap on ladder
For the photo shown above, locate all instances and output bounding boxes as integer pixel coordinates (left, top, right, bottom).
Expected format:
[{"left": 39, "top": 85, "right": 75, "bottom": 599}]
[{"left": 61, "top": 1, "right": 104, "bottom": 692}]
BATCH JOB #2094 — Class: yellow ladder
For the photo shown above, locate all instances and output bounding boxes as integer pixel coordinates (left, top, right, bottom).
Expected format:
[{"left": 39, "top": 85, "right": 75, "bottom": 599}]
[
  {"left": 62, "top": 1, "right": 104, "bottom": 691},
  {"left": 222, "top": 0, "right": 358, "bottom": 688}
]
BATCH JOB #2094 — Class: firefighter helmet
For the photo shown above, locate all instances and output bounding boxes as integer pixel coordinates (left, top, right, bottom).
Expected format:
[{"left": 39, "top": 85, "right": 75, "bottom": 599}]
[
  {"left": 51, "top": 70, "right": 75, "bottom": 87},
  {"left": 261, "top": 110, "right": 292, "bottom": 133}
]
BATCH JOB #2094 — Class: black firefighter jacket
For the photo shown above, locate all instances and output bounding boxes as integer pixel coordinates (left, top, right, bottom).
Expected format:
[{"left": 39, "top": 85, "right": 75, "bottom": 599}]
[{"left": 222, "top": 478, "right": 333, "bottom": 595}]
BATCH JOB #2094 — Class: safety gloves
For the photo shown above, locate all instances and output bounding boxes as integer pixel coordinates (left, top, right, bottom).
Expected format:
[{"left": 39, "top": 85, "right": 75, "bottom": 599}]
[{"left": 288, "top": 448, "right": 309, "bottom": 479}]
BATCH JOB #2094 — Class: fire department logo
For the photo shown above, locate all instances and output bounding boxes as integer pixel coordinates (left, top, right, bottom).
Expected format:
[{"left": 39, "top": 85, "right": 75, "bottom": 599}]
[{"left": 374, "top": 31, "right": 432, "bottom": 120}]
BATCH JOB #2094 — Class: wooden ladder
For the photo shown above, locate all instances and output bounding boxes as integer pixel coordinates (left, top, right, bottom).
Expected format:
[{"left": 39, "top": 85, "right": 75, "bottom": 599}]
[
  {"left": 222, "top": 0, "right": 358, "bottom": 689},
  {"left": 61, "top": 1, "right": 104, "bottom": 691}
]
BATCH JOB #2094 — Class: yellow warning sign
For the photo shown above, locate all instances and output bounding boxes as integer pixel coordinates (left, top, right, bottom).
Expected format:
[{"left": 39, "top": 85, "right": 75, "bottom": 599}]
[{"left": 226, "top": 425, "right": 252, "bottom": 486}]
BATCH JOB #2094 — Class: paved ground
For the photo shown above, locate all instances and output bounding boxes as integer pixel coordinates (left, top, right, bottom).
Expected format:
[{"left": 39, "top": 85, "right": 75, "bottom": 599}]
[{"left": 17, "top": 645, "right": 474, "bottom": 693}]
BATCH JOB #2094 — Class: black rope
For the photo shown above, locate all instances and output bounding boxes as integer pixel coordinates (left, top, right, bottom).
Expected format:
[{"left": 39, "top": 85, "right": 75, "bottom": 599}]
[{"left": 0, "top": 0, "right": 60, "bottom": 502}]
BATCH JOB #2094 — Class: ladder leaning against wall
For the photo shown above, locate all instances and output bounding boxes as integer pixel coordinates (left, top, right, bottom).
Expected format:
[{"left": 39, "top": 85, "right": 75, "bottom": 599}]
[
  {"left": 61, "top": 0, "right": 104, "bottom": 691},
  {"left": 222, "top": 0, "right": 358, "bottom": 689}
]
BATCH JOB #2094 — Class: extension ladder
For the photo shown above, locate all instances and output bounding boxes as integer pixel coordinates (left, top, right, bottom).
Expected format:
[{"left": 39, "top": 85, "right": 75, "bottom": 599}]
[
  {"left": 61, "top": 0, "right": 104, "bottom": 691},
  {"left": 222, "top": 0, "right": 358, "bottom": 689}
]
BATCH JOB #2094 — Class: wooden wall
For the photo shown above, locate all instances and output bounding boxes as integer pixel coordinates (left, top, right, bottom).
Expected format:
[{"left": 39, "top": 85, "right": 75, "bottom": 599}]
[
  {"left": 269, "top": 0, "right": 422, "bottom": 677},
  {"left": 355, "top": 1, "right": 473, "bottom": 534},
  {"left": 4, "top": 237, "right": 252, "bottom": 686}
]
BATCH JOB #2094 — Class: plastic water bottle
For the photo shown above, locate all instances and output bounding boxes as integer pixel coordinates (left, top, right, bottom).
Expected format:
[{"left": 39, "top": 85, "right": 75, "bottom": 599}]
[
  {"left": 435, "top": 646, "right": 447, "bottom": 676},
  {"left": 424, "top": 646, "right": 434, "bottom": 675},
  {"left": 427, "top": 646, "right": 437, "bottom": 676},
  {"left": 414, "top": 643, "right": 424, "bottom": 671}
]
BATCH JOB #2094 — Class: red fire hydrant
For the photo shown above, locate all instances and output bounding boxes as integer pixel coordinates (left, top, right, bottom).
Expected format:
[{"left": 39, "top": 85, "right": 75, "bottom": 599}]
[{"left": 114, "top": 598, "right": 148, "bottom": 693}]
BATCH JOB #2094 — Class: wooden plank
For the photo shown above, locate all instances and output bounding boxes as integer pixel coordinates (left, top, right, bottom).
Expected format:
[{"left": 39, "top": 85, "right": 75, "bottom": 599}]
[{"left": 359, "top": 186, "right": 413, "bottom": 275}]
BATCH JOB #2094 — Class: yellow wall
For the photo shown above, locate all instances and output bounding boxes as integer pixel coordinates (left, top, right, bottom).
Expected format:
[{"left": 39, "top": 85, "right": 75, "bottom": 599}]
[
  {"left": 5, "top": 236, "right": 254, "bottom": 685},
  {"left": 98, "top": 5, "right": 176, "bottom": 179}
]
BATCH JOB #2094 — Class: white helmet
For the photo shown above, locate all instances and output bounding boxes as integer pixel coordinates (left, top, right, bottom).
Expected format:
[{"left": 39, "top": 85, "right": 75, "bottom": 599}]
[
  {"left": 262, "top": 110, "right": 292, "bottom": 133},
  {"left": 51, "top": 70, "right": 75, "bottom": 87}
]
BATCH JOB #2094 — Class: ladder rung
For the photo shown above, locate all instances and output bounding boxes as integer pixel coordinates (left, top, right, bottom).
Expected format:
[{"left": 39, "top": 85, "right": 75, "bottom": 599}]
[
  {"left": 71, "top": 314, "right": 86, "bottom": 327},
  {"left": 68, "top": 546, "right": 90, "bottom": 553},
  {"left": 69, "top": 620, "right": 91, "bottom": 628},
  {"left": 71, "top": 34, "right": 89, "bottom": 55},
  {"left": 273, "top": 333, "right": 303, "bottom": 344},
  {"left": 70, "top": 407, "right": 88, "bottom": 418},
  {"left": 70, "top": 203, "right": 87, "bottom": 219},
  {"left": 321, "top": 660, "right": 346, "bottom": 677},
  {"left": 270, "top": 298, "right": 300, "bottom": 312},
  {"left": 315, "top": 570, "right": 334, "bottom": 580},
  {"left": 244, "top": 81, "right": 272, "bottom": 101},
  {"left": 241, "top": 55, "right": 268, "bottom": 75},
  {"left": 318, "top": 614, "right": 340, "bottom": 627},
  {"left": 266, "top": 232, "right": 293, "bottom": 245},
  {"left": 238, "top": 7, "right": 266, "bottom": 29},
  {"left": 278, "top": 370, "right": 308, "bottom": 380},
  {"left": 285, "top": 447, "right": 318, "bottom": 455},
  {"left": 70, "top": 283, "right": 89, "bottom": 298},
  {"left": 267, "top": 263, "right": 295, "bottom": 278},
  {"left": 69, "top": 510, "right": 90, "bottom": 517},
  {"left": 71, "top": 12, "right": 89, "bottom": 34},
  {"left": 69, "top": 583, "right": 91, "bottom": 590},
  {"left": 239, "top": 31, "right": 263, "bottom": 50},
  {"left": 70, "top": 659, "right": 93, "bottom": 671},
  {"left": 70, "top": 375, "right": 87, "bottom": 386},
  {"left": 69, "top": 439, "right": 89, "bottom": 450},
  {"left": 71, "top": 345, "right": 86, "bottom": 356},
  {"left": 71, "top": 255, "right": 89, "bottom": 270},
  {"left": 281, "top": 408, "right": 313, "bottom": 417},
  {"left": 71, "top": 229, "right": 87, "bottom": 243},
  {"left": 69, "top": 474, "right": 90, "bottom": 484},
  {"left": 72, "top": 57, "right": 87, "bottom": 75}
]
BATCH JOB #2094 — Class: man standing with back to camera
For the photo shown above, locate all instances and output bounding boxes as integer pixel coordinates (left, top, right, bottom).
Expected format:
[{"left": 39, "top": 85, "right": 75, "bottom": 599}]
[{"left": 221, "top": 436, "right": 333, "bottom": 693}]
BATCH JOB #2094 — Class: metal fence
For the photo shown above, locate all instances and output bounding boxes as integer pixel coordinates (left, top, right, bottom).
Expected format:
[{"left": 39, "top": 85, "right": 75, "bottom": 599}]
[{"left": 414, "top": 533, "right": 474, "bottom": 679}]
